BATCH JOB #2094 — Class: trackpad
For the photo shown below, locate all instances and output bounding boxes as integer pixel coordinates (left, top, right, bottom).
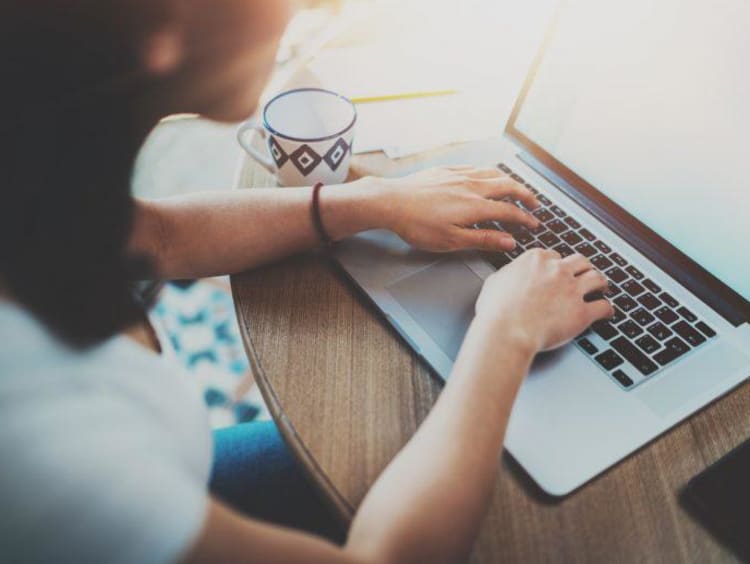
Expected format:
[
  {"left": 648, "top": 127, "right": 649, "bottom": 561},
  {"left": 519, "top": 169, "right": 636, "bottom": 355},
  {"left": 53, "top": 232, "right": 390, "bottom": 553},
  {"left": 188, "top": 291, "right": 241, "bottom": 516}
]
[{"left": 387, "top": 260, "right": 483, "bottom": 360}]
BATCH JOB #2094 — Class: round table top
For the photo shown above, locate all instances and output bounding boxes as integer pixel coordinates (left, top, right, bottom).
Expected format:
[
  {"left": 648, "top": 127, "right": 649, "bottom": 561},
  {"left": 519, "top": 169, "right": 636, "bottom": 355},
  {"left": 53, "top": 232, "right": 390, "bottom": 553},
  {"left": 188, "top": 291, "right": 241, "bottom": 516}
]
[{"left": 231, "top": 144, "right": 747, "bottom": 563}]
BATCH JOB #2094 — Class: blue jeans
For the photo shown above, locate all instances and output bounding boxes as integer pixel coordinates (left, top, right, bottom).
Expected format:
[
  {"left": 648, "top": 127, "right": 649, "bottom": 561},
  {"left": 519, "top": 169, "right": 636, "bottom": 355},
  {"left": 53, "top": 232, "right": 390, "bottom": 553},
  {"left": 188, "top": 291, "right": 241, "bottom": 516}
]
[{"left": 209, "top": 421, "right": 345, "bottom": 543}]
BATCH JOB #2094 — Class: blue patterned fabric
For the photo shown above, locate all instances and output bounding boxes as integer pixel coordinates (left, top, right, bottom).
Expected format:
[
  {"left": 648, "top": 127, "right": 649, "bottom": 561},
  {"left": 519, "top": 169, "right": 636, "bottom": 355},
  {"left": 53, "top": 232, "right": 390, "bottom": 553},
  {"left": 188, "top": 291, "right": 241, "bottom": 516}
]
[{"left": 152, "top": 279, "right": 269, "bottom": 428}]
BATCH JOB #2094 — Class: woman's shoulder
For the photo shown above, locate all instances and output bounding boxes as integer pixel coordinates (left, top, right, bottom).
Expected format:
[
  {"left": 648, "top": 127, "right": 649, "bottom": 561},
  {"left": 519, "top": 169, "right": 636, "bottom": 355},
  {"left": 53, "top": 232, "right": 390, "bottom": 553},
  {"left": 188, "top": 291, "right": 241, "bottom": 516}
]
[
  {"left": 0, "top": 300, "right": 211, "bottom": 462},
  {"left": 0, "top": 301, "right": 212, "bottom": 564}
]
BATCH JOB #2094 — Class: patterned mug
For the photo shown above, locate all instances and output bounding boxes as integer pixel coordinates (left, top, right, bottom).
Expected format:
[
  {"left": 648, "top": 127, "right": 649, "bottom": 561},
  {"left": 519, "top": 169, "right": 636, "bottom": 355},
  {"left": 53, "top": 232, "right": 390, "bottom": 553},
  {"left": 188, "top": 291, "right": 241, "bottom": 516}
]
[{"left": 237, "top": 88, "right": 357, "bottom": 187}]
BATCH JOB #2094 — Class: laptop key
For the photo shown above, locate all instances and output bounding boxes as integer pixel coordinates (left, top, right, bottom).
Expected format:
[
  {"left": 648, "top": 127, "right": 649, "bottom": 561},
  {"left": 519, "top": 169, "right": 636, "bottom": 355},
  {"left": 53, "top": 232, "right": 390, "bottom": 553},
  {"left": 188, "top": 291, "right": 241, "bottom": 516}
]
[
  {"left": 525, "top": 241, "right": 545, "bottom": 250},
  {"left": 626, "top": 265, "right": 644, "bottom": 280},
  {"left": 643, "top": 279, "right": 662, "bottom": 293},
  {"left": 622, "top": 279, "right": 645, "bottom": 297},
  {"left": 611, "top": 337, "right": 658, "bottom": 375},
  {"left": 550, "top": 205, "right": 566, "bottom": 217},
  {"left": 514, "top": 229, "right": 534, "bottom": 246},
  {"left": 619, "top": 320, "right": 644, "bottom": 338},
  {"left": 595, "top": 349, "right": 625, "bottom": 370},
  {"left": 654, "top": 306, "right": 679, "bottom": 325},
  {"left": 696, "top": 321, "right": 716, "bottom": 338},
  {"left": 553, "top": 243, "right": 575, "bottom": 257},
  {"left": 594, "top": 240, "right": 612, "bottom": 254},
  {"left": 483, "top": 252, "right": 511, "bottom": 269},
  {"left": 529, "top": 223, "right": 547, "bottom": 235},
  {"left": 537, "top": 195, "right": 552, "bottom": 206},
  {"left": 579, "top": 228, "right": 596, "bottom": 241},
  {"left": 591, "top": 254, "right": 613, "bottom": 271},
  {"left": 547, "top": 219, "right": 568, "bottom": 234},
  {"left": 525, "top": 183, "right": 539, "bottom": 195},
  {"left": 614, "top": 295, "right": 638, "bottom": 312},
  {"left": 612, "top": 369, "right": 634, "bottom": 388},
  {"left": 561, "top": 231, "right": 583, "bottom": 246},
  {"left": 577, "top": 337, "right": 599, "bottom": 355},
  {"left": 677, "top": 306, "right": 698, "bottom": 323},
  {"left": 606, "top": 267, "right": 628, "bottom": 283},
  {"left": 637, "top": 292, "right": 662, "bottom": 310},
  {"left": 511, "top": 173, "right": 525, "bottom": 183},
  {"left": 610, "top": 253, "right": 628, "bottom": 267},
  {"left": 476, "top": 221, "right": 498, "bottom": 230},
  {"left": 611, "top": 307, "right": 626, "bottom": 324},
  {"left": 605, "top": 282, "right": 622, "bottom": 298},
  {"left": 533, "top": 208, "right": 554, "bottom": 222},
  {"left": 654, "top": 337, "right": 691, "bottom": 366},
  {"left": 631, "top": 308, "right": 655, "bottom": 327},
  {"left": 565, "top": 216, "right": 581, "bottom": 229},
  {"left": 635, "top": 335, "right": 661, "bottom": 354},
  {"left": 674, "top": 321, "right": 706, "bottom": 347},
  {"left": 593, "top": 321, "right": 619, "bottom": 341},
  {"left": 539, "top": 232, "right": 560, "bottom": 247},
  {"left": 507, "top": 246, "right": 524, "bottom": 259},
  {"left": 498, "top": 163, "right": 512, "bottom": 173},
  {"left": 574, "top": 242, "right": 597, "bottom": 257},
  {"left": 647, "top": 322, "right": 673, "bottom": 341},
  {"left": 660, "top": 292, "right": 679, "bottom": 308}
]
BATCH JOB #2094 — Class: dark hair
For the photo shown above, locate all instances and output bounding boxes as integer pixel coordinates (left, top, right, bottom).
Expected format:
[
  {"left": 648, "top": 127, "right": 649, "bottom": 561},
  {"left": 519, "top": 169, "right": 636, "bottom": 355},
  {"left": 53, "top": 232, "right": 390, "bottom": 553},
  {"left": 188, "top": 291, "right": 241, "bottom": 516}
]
[{"left": 0, "top": 1, "right": 172, "bottom": 346}]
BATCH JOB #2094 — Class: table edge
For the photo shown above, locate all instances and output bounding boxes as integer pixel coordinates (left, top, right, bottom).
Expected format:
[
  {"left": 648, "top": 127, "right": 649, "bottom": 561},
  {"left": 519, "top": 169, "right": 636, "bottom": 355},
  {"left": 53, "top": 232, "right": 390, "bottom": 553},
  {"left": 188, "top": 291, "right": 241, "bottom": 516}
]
[{"left": 229, "top": 274, "right": 356, "bottom": 525}]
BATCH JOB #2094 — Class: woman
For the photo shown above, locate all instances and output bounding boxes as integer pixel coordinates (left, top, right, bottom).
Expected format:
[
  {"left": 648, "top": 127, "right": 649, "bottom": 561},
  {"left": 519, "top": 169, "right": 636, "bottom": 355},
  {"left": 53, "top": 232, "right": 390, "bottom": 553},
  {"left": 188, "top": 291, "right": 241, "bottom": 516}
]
[{"left": 0, "top": 1, "right": 613, "bottom": 563}]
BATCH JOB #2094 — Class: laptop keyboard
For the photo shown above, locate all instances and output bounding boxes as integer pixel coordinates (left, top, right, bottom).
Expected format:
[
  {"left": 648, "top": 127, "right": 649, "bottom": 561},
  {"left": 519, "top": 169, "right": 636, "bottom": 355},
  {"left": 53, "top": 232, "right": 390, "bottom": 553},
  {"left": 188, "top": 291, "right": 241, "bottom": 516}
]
[{"left": 478, "top": 163, "right": 717, "bottom": 391}]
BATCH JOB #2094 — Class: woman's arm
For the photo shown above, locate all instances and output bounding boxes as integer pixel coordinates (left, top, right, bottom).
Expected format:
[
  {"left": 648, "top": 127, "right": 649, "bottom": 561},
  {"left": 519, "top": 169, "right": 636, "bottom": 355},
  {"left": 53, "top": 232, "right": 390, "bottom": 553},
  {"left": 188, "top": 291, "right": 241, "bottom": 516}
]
[
  {"left": 128, "top": 166, "right": 540, "bottom": 279},
  {"left": 183, "top": 250, "right": 613, "bottom": 564}
]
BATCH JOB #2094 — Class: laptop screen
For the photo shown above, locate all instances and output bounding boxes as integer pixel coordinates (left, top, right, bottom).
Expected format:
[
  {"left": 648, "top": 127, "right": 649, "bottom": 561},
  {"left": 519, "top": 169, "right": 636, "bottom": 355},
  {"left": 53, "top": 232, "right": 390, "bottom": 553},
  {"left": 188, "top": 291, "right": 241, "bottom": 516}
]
[{"left": 510, "top": 0, "right": 750, "bottom": 312}]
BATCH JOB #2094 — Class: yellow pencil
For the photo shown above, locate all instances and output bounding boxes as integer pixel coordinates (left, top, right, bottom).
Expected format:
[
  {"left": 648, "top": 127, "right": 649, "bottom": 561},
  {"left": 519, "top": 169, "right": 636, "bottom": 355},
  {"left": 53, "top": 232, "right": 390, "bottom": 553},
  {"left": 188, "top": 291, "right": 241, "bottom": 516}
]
[{"left": 350, "top": 89, "right": 459, "bottom": 105}]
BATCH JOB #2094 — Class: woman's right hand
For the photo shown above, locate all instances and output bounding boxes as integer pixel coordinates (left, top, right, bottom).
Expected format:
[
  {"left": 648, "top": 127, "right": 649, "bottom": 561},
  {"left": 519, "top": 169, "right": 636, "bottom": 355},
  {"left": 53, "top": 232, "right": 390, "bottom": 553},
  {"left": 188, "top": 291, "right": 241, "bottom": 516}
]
[{"left": 475, "top": 249, "right": 614, "bottom": 353}]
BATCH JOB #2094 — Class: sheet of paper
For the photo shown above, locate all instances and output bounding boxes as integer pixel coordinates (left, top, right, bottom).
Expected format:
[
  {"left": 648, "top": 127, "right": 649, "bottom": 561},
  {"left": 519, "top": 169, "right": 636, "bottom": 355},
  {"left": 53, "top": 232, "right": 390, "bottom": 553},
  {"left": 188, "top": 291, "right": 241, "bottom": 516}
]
[
  {"left": 351, "top": 91, "right": 510, "bottom": 156},
  {"left": 307, "top": 45, "right": 456, "bottom": 102}
]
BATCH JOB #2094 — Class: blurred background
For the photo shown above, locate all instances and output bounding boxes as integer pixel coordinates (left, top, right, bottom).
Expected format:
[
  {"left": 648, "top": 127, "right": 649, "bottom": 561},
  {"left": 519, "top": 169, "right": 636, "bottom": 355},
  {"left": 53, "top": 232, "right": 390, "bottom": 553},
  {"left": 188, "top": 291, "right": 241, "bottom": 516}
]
[
  {"left": 133, "top": 0, "right": 555, "bottom": 198},
  {"left": 134, "top": 0, "right": 555, "bottom": 428}
]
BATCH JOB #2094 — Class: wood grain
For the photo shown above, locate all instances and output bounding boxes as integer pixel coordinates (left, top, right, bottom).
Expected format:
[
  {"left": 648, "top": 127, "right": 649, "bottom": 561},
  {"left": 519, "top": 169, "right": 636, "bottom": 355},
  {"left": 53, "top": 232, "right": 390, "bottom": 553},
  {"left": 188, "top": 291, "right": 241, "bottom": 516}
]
[{"left": 231, "top": 148, "right": 748, "bottom": 563}]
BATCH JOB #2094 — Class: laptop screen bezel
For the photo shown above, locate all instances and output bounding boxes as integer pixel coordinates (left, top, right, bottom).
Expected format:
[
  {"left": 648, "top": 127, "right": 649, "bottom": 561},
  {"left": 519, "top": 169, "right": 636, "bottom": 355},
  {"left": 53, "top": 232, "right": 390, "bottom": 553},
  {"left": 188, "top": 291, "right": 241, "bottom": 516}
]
[{"left": 503, "top": 4, "right": 750, "bottom": 326}]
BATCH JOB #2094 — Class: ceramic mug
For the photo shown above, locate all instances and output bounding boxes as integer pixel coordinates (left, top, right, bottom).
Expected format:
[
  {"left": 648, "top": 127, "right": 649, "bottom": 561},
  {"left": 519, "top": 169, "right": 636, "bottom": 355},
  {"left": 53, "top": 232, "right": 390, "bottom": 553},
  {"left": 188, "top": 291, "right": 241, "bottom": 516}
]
[{"left": 237, "top": 88, "right": 357, "bottom": 187}]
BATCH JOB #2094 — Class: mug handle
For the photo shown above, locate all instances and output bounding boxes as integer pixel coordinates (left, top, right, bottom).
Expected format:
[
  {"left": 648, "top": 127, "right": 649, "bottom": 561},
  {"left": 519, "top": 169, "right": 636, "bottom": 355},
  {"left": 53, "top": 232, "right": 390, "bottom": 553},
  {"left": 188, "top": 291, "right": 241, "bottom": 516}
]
[{"left": 237, "top": 118, "right": 275, "bottom": 173}]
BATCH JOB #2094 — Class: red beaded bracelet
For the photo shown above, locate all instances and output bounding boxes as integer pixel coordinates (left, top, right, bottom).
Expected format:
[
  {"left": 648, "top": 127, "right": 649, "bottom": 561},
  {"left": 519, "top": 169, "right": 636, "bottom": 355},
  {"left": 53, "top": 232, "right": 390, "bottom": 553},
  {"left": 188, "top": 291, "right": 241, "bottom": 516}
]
[{"left": 311, "top": 182, "right": 333, "bottom": 247}]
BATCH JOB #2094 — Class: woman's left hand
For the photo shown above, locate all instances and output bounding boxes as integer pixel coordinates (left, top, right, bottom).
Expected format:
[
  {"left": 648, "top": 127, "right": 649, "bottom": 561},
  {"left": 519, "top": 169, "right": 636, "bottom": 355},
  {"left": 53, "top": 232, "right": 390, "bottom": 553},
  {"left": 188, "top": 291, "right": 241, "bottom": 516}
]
[{"left": 372, "top": 165, "right": 541, "bottom": 253}]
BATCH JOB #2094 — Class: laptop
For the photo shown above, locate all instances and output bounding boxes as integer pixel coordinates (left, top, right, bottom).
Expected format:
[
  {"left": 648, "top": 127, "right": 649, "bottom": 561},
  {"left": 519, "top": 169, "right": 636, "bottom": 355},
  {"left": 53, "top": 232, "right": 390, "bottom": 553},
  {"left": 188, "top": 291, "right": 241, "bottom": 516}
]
[{"left": 335, "top": 0, "right": 750, "bottom": 496}]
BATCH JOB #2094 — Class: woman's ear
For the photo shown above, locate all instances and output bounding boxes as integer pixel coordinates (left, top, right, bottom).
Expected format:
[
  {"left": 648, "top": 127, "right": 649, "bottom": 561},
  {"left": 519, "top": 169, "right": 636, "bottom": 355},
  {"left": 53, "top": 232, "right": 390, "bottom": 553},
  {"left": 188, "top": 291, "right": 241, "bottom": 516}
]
[{"left": 141, "top": 27, "right": 184, "bottom": 75}]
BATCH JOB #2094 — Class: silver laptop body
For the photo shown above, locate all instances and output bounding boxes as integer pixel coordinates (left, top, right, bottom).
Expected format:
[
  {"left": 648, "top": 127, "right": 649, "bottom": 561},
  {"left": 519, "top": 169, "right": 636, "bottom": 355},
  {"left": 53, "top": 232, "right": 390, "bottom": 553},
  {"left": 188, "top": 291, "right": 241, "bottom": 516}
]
[{"left": 335, "top": 0, "right": 750, "bottom": 495}]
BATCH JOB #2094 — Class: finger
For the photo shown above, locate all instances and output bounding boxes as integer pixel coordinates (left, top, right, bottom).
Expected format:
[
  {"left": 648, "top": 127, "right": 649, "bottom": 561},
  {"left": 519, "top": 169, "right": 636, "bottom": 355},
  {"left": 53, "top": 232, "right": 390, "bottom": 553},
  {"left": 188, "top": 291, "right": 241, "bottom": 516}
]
[
  {"left": 586, "top": 299, "right": 615, "bottom": 324},
  {"left": 562, "top": 253, "right": 594, "bottom": 276},
  {"left": 473, "top": 178, "right": 539, "bottom": 210},
  {"left": 526, "top": 247, "right": 561, "bottom": 261},
  {"left": 443, "top": 165, "right": 475, "bottom": 172},
  {"left": 455, "top": 228, "right": 517, "bottom": 252},
  {"left": 461, "top": 167, "right": 505, "bottom": 180},
  {"left": 474, "top": 200, "right": 540, "bottom": 230},
  {"left": 578, "top": 269, "right": 609, "bottom": 295}
]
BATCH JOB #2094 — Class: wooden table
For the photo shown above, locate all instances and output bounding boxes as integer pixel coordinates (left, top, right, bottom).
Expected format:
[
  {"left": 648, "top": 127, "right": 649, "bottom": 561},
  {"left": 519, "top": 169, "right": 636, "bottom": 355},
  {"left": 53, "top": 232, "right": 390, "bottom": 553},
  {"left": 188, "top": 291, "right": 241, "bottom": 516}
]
[{"left": 231, "top": 141, "right": 750, "bottom": 563}]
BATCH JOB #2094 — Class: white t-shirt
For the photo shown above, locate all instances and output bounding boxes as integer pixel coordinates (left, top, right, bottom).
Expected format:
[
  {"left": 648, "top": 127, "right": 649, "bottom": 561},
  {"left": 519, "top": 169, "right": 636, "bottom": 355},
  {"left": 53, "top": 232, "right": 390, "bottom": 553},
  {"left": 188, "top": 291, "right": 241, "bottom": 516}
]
[{"left": 0, "top": 301, "right": 212, "bottom": 564}]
